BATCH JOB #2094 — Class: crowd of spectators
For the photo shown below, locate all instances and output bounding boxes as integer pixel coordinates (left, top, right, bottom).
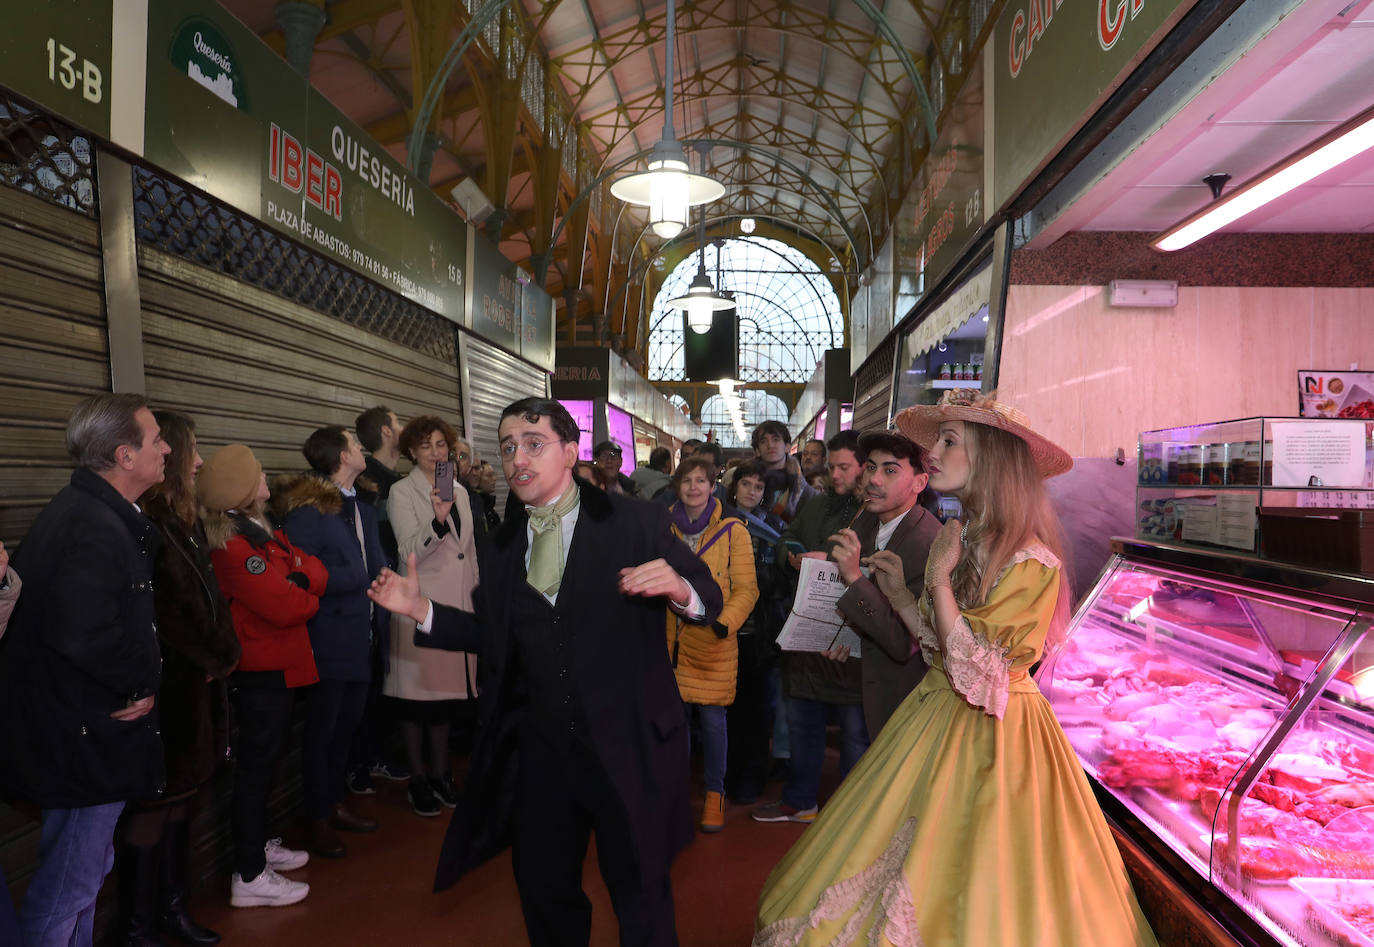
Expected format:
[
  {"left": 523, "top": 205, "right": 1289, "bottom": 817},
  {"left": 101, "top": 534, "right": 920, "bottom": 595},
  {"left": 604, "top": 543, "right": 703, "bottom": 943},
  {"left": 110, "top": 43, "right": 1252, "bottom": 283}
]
[{"left": 0, "top": 394, "right": 943, "bottom": 946}]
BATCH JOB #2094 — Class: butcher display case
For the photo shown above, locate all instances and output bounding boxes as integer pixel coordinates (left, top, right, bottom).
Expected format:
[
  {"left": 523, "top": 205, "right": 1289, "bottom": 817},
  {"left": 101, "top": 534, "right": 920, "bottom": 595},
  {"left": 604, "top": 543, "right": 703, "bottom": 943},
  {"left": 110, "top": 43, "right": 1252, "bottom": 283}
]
[{"left": 1039, "top": 539, "right": 1374, "bottom": 946}]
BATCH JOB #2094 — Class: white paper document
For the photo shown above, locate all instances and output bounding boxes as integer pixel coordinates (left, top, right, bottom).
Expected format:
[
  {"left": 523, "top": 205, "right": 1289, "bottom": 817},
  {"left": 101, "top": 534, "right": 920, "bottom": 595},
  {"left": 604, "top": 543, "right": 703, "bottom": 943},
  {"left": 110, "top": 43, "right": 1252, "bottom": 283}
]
[
  {"left": 1270, "top": 421, "right": 1367, "bottom": 488},
  {"left": 776, "top": 560, "right": 862, "bottom": 657}
]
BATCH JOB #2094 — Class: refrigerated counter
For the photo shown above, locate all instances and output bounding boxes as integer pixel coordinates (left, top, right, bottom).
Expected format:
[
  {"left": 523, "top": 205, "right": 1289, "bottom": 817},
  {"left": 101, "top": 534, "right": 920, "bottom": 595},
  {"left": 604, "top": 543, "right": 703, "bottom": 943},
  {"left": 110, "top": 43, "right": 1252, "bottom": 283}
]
[{"left": 1039, "top": 539, "right": 1374, "bottom": 947}]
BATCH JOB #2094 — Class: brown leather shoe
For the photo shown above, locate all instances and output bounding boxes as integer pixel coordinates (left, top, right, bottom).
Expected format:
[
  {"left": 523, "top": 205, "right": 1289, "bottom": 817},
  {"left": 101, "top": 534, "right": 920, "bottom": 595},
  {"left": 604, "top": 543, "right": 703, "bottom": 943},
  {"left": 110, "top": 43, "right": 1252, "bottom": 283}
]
[
  {"left": 307, "top": 819, "right": 346, "bottom": 858},
  {"left": 332, "top": 802, "right": 379, "bottom": 833}
]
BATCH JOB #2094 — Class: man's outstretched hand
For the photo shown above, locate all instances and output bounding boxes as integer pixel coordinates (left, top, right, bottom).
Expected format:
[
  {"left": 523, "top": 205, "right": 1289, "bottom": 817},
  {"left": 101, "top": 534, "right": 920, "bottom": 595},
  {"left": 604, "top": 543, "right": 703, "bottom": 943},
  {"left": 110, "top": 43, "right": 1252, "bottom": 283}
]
[
  {"left": 618, "top": 558, "right": 691, "bottom": 608},
  {"left": 368, "top": 553, "right": 430, "bottom": 623}
]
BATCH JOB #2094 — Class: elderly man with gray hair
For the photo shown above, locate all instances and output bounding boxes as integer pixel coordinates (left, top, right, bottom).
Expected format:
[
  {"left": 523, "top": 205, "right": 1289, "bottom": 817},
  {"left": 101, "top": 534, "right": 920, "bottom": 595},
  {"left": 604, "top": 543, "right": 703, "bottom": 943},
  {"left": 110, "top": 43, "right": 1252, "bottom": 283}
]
[{"left": 0, "top": 392, "right": 170, "bottom": 947}]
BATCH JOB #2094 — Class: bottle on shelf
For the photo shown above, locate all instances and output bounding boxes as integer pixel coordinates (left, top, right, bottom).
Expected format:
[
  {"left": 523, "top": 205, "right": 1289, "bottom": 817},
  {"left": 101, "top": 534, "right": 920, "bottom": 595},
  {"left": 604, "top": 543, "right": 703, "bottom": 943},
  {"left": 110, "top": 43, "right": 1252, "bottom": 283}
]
[{"left": 938, "top": 363, "right": 952, "bottom": 381}]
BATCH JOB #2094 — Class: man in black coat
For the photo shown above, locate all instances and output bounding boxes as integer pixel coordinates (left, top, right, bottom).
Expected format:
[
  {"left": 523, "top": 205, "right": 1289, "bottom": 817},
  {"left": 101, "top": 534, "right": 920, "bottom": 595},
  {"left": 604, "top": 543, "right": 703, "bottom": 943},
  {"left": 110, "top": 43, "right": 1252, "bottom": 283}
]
[
  {"left": 369, "top": 397, "right": 723, "bottom": 947},
  {"left": 0, "top": 393, "right": 170, "bottom": 946}
]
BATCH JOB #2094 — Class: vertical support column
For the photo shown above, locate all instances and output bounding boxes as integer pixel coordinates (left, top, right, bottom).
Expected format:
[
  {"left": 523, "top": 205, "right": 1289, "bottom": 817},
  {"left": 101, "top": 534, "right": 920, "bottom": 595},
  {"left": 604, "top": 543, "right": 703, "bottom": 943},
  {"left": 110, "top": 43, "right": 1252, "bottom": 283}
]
[
  {"left": 96, "top": 150, "right": 145, "bottom": 395},
  {"left": 275, "top": 0, "right": 326, "bottom": 77},
  {"left": 980, "top": 220, "right": 1012, "bottom": 393}
]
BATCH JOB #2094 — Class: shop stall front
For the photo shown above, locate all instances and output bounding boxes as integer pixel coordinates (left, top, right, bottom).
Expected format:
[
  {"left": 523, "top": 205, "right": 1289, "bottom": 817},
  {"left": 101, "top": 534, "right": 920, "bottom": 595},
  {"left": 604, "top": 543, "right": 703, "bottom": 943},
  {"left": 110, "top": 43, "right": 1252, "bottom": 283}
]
[
  {"left": 552, "top": 346, "right": 702, "bottom": 477},
  {"left": 987, "top": 0, "right": 1374, "bottom": 941}
]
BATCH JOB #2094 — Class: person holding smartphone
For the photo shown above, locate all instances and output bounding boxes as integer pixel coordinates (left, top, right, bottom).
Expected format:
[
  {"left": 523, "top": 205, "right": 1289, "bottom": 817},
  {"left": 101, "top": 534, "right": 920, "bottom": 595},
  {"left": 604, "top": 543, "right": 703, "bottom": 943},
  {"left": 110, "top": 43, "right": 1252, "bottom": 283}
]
[{"left": 385, "top": 416, "right": 479, "bottom": 816}]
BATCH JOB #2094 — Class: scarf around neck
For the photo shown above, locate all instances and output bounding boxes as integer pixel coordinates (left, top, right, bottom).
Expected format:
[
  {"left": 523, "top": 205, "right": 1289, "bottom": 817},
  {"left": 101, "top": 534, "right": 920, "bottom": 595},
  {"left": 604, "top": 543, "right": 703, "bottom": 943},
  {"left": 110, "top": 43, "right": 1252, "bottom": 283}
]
[
  {"left": 525, "top": 479, "right": 581, "bottom": 597},
  {"left": 670, "top": 497, "right": 717, "bottom": 536}
]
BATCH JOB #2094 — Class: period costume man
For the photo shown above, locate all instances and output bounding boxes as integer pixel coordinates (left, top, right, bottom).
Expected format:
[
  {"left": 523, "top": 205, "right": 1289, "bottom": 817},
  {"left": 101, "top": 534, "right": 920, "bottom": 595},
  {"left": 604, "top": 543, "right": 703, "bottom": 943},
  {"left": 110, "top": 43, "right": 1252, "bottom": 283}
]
[{"left": 370, "top": 397, "right": 722, "bottom": 947}]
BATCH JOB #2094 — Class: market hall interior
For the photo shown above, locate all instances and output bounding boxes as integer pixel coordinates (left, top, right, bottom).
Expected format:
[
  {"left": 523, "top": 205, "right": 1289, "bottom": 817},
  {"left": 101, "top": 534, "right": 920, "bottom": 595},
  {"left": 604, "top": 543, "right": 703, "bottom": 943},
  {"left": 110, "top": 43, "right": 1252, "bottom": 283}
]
[{"left": 3, "top": 0, "right": 1374, "bottom": 943}]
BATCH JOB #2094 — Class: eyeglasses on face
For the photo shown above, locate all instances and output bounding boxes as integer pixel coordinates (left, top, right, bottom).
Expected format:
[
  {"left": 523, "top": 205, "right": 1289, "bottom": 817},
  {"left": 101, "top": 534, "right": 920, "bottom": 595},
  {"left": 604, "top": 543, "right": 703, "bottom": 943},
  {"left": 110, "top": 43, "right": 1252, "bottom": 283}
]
[{"left": 500, "top": 436, "right": 563, "bottom": 460}]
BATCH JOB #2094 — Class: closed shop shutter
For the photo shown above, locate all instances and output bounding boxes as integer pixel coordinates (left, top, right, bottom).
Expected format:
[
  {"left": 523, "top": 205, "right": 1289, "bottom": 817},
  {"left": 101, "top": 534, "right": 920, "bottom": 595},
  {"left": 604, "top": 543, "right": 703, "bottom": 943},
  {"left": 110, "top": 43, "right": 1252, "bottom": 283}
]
[
  {"left": 460, "top": 333, "right": 550, "bottom": 512},
  {"left": 0, "top": 183, "right": 108, "bottom": 547},
  {"left": 137, "top": 246, "right": 463, "bottom": 475},
  {"left": 132, "top": 174, "right": 466, "bottom": 892},
  {"left": 0, "top": 97, "right": 106, "bottom": 915},
  {"left": 851, "top": 335, "right": 897, "bottom": 434}
]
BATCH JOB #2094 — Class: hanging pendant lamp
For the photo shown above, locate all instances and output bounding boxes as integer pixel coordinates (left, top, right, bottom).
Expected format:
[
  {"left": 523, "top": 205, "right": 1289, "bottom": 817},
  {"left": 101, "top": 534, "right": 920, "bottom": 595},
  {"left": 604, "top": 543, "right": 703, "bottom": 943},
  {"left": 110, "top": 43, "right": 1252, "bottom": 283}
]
[
  {"left": 669, "top": 214, "right": 732, "bottom": 333},
  {"left": 610, "top": 0, "right": 724, "bottom": 239}
]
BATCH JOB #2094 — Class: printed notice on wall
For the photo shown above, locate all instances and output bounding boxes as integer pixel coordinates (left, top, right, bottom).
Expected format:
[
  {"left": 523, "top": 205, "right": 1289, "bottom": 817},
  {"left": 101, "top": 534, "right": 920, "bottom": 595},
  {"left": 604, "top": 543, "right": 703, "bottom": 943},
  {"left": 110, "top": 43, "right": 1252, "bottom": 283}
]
[{"left": 1270, "top": 421, "right": 1368, "bottom": 488}]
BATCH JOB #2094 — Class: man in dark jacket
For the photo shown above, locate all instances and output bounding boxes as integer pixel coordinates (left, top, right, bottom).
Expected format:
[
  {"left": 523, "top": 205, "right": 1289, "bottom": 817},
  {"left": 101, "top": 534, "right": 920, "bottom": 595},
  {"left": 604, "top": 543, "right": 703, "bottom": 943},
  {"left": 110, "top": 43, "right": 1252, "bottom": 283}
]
[
  {"left": 277, "top": 425, "right": 390, "bottom": 858},
  {"left": 369, "top": 398, "right": 723, "bottom": 947},
  {"left": 0, "top": 393, "right": 170, "bottom": 946},
  {"left": 829, "top": 431, "right": 941, "bottom": 740},
  {"left": 753, "top": 429, "right": 868, "bottom": 825}
]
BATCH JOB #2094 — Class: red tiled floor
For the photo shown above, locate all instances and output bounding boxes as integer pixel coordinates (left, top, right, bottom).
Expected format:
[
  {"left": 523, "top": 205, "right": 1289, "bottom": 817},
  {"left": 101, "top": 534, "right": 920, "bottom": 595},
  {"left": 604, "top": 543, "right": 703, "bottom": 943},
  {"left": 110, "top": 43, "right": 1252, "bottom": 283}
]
[{"left": 190, "top": 779, "right": 808, "bottom": 945}]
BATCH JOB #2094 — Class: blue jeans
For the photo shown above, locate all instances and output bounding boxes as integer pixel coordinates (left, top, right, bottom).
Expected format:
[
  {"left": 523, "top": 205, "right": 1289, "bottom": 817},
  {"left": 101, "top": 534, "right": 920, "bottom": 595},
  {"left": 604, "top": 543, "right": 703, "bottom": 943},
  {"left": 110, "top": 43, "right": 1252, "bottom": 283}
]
[
  {"left": 21, "top": 800, "right": 126, "bottom": 947},
  {"left": 686, "top": 703, "right": 728, "bottom": 795},
  {"left": 781, "top": 697, "right": 869, "bottom": 811}
]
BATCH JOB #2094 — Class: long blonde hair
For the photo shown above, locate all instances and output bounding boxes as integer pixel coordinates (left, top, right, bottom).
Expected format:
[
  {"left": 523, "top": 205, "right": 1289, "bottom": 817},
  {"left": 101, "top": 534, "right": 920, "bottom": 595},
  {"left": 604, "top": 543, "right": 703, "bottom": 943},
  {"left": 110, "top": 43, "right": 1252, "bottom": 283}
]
[{"left": 950, "top": 422, "right": 1072, "bottom": 651}]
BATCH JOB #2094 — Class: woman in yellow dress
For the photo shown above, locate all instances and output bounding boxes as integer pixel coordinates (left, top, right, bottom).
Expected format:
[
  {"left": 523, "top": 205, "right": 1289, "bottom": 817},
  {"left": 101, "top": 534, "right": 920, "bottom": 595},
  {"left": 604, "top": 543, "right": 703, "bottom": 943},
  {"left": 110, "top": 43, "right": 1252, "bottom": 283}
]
[{"left": 754, "top": 390, "right": 1156, "bottom": 947}]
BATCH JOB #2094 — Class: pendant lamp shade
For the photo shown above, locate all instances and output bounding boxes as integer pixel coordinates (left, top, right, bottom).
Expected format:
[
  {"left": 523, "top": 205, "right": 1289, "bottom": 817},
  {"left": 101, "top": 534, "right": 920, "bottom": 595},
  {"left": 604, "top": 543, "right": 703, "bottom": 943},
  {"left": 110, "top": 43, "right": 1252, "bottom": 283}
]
[
  {"left": 672, "top": 269, "right": 734, "bottom": 333},
  {"left": 609, "top": 0, "right": 723, "bottom": 238}
]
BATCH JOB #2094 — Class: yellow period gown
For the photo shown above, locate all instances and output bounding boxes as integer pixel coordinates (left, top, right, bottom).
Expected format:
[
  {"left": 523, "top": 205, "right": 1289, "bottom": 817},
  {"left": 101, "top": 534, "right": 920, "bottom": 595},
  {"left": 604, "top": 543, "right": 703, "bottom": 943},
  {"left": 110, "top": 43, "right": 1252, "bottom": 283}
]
[{"left": 754, "top": 545, "right": 1157, "bottom": 947}]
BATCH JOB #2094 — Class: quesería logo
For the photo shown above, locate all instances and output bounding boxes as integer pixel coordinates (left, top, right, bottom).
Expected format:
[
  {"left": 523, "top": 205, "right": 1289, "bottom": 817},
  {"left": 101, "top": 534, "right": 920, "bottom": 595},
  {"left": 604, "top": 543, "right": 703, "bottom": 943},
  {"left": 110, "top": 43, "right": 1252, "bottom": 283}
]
[{"left": 170, "top": 18, "right": 245, "bottom": 109}]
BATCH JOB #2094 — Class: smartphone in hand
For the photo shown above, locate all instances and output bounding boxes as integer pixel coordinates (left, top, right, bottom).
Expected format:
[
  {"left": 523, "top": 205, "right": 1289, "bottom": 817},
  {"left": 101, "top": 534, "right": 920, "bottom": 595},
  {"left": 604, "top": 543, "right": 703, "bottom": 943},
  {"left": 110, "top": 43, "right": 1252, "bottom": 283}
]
[{"left": 434, "top": 460, "right": 455, "bottom": 501}]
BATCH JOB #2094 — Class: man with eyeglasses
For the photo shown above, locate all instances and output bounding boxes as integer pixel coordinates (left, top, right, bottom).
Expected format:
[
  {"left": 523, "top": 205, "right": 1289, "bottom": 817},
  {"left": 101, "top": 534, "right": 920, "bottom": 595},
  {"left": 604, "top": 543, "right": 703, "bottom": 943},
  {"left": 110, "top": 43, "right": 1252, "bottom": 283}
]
[{"left": 368, "top": 397, "right": 723, "bottom": 947}]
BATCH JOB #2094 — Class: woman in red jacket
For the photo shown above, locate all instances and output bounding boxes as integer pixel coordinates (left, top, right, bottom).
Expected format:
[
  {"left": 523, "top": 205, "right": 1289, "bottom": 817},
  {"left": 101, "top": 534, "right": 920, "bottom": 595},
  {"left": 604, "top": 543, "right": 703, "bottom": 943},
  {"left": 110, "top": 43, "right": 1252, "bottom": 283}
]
[{"left": 199, "top": 444, "right": 326, "bottom": 910}]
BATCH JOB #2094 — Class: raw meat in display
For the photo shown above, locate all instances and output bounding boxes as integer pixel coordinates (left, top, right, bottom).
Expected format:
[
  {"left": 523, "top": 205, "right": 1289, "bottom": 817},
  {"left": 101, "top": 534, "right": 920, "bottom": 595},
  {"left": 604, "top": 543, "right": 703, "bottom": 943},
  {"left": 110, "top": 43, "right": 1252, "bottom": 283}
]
[{"left": 1213, "top": 835, "right": 1374, "bottom": 880}]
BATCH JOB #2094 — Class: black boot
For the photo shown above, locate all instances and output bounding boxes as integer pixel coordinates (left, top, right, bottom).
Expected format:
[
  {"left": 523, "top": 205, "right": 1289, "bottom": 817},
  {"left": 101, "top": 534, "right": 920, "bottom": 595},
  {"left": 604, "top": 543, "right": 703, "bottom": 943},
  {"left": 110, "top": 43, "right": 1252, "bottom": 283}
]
[
  {"left": 115, "top": 842, "right": 162, "bottom": 947},
  {"left": 157, "top": 821, "right": 220, "bottom": 946}
]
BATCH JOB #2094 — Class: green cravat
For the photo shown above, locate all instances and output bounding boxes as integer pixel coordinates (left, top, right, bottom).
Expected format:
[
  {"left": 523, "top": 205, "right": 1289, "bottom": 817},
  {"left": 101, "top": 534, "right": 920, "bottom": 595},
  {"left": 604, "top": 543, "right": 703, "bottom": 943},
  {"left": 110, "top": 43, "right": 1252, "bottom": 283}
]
[{"left": 526, "top": 480, "right": 581, "bottom": 597}]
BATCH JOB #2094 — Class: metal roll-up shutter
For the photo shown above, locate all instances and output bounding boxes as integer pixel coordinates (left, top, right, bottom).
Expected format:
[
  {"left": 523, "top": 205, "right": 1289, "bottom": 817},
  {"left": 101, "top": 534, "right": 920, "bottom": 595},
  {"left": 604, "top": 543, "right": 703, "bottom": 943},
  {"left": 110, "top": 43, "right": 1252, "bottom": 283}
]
[
  {"left": 852, "top": 335, "right": 898, "bottom": 434},
  {"left": 137, "top": 246, "right": 463, "bottom": 475},
  {"left": 130, "top": 168, "right": 466, "bottom": 892},
  {"left": 0, "top": 161, "right": 106, "bottom": 548},
  {"left": 131, "top": 165, "right": 466, "bottom": 476},
  {"left": 460, "top": 332, "right": 550, "bottom": 512},
  {"left": 0, "top": 98, "right": 106, "bottom": 916}
]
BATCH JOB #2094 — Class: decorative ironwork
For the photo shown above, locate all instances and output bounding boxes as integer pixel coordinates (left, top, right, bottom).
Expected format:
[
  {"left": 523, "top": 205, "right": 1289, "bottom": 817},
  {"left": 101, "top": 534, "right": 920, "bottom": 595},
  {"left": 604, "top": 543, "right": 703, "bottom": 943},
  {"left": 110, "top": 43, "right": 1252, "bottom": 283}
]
[
  {"left": 133, "top": 167, "right": 457, "bottom": 362},
  {"left": 648, "top": 236, "right": 842, "bottom": 385},
  {"left": 698, "top": 390, "right": 791, "bottom": 449},
  {"left": 0, "top": 92, "right": 95, "bottom": 216}
]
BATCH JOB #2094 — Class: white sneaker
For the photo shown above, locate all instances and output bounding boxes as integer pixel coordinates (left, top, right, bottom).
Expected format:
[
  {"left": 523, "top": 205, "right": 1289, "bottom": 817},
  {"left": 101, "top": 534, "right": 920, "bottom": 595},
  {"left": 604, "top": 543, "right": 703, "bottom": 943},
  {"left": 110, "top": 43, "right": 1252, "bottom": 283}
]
[
  {"left": 231, "top": 868, "right": 310, "bottom": 907},
  {"left": 265, "top": 837, "right": 309, "bottom": 871}
]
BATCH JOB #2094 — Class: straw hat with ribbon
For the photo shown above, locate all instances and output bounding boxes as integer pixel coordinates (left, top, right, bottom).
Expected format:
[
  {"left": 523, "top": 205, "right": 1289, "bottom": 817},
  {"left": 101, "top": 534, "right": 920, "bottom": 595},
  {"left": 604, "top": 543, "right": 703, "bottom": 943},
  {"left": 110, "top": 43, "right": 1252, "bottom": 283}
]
[{"left": 893, "top": 389, "right": 1073, "bottom": 479}]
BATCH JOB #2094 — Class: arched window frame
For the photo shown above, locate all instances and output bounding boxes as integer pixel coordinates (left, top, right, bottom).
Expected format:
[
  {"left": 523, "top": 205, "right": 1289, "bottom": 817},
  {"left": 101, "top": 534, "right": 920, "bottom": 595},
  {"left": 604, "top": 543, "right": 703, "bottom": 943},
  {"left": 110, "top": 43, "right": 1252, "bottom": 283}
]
[{"left": 647, "top": 237, "right": 842, "bottom": 384}]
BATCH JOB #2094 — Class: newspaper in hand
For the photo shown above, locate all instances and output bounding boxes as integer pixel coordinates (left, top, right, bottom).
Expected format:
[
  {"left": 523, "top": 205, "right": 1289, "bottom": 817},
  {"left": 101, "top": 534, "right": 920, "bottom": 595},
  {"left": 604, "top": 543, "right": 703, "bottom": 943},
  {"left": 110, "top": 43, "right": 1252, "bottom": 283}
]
[{"left": 775, "top": 559, "right": 862, "bottom": 658}]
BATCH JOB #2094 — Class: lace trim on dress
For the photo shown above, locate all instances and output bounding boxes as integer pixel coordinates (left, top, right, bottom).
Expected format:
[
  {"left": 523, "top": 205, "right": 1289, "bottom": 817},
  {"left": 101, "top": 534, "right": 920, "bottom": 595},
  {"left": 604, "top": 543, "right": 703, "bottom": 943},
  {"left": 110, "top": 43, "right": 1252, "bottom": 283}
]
[
  {"left": 912, "top": 609, "right": 941, "bottom": 669},
  {"left": 1000, "top": 542, "right": 1060, "bottom": 578},
  {"left": 754, "top": 818, "right": 924, "bottom": 947},
  {"left": 924, "top": 543, "right": 1061, "bottom": 720},
  {"left": 943, "top": 615, "right": 1012, "bottom": 719}
]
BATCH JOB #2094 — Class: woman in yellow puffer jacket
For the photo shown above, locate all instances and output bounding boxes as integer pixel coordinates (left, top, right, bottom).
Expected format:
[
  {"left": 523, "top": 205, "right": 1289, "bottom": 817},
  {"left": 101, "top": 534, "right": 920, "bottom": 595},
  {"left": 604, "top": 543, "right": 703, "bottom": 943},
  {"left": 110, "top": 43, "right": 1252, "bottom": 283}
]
[{"left": 666, "top": 456, "right": 759, "bottom": 834}]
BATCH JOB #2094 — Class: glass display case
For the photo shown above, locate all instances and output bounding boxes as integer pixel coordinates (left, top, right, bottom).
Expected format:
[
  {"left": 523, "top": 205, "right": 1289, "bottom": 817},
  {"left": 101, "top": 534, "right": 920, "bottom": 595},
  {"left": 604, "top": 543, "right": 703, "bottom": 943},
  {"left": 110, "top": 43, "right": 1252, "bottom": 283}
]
[
  {"left": 1040, "top": 538, "right": 1374, "bottom": 946},
  {"left": 1137, "top": 417, "right": 1374, "bottom": 557}
]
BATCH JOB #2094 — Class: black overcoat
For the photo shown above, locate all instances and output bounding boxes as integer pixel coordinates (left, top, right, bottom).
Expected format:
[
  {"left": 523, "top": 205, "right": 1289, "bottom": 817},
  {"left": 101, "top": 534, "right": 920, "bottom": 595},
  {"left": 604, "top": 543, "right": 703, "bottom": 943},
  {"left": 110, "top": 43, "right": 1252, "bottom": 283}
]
[
  {"left": 428, "top": 479, "right": 723, "bottom": 891},
  {"left": 0, "top": 468, "right": 165, "bottom": 807}
]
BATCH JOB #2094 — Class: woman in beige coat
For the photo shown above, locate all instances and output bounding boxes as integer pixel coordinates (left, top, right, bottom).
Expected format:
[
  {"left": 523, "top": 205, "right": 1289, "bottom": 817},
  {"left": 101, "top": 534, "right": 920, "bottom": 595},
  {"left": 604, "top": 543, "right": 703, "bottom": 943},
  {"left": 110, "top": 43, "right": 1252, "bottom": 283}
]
[{"left": 385, "top": 416, "right": 479, "bottom": 817}]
